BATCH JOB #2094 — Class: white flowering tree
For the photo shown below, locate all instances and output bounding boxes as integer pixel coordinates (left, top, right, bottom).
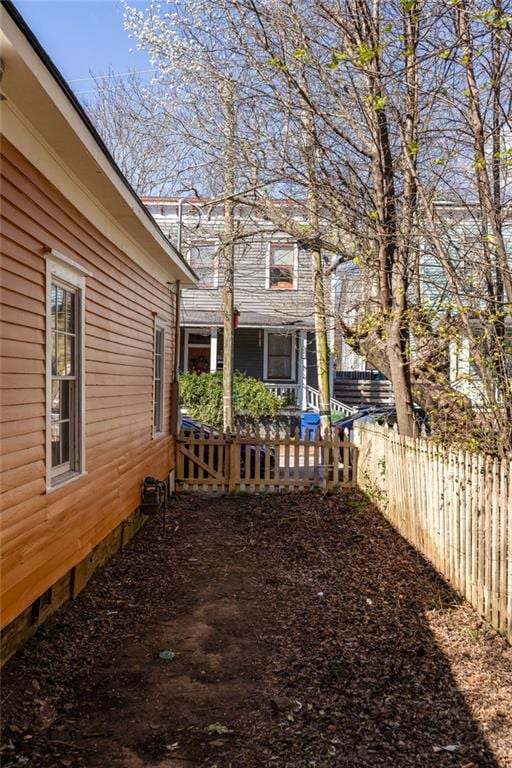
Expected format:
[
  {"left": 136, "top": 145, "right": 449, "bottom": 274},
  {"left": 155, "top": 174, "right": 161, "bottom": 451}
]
[
  {"left": 123, "top": 1, "right": 250, "bottom": 430},
  {"left": 91, "top": 0, "right": 512, "bottom": 452},
  {"left": 122, "top": 0, "right": 341, "bottom": 432}
]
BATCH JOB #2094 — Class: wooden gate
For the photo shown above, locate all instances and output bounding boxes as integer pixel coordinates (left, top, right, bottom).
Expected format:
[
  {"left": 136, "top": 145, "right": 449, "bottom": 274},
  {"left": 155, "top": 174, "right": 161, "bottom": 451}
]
[{"left": 175, "top": 425, "right": 357, "bottom": 493}]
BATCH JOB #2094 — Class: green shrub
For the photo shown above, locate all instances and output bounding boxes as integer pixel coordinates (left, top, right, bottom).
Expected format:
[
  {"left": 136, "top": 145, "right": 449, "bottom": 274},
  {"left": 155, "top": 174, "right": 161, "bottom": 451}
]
[{"left": 180, "top": 372, "right": 282, "bottom": 427}]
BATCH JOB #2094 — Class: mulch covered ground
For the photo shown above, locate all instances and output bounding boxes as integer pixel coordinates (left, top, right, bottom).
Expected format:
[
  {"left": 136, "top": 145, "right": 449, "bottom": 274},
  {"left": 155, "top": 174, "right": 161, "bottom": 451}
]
[{"left": 2, "top": 491, "right": 511, "bottom": 768}]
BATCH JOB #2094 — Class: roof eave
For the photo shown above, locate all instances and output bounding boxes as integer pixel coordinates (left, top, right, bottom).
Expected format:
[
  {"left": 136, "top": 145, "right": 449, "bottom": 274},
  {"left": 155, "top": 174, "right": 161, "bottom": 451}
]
[{"left": 0, "top": 1, "right": 197, "bottom": 287}]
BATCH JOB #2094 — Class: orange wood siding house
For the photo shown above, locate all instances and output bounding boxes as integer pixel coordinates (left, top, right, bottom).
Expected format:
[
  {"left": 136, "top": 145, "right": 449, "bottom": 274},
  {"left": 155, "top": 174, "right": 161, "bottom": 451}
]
[{"left": 0, "top": 3, "right": 196, "bottom": 658}]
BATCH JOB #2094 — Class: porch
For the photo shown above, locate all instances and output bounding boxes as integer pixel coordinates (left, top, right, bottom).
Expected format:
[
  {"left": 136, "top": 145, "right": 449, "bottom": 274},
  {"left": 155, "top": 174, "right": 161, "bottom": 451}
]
[
  {"left": 181, "top": 325, "right": 320, "bottom": 410},
  {"left": 181, "top": 326, "right": 354, "bottom": 414}
]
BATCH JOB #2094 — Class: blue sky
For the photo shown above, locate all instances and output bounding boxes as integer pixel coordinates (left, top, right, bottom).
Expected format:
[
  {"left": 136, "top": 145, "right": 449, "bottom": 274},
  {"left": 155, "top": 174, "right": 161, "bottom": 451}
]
[{"left": 13, "top": 0, "right": 154, "bottom": 99}]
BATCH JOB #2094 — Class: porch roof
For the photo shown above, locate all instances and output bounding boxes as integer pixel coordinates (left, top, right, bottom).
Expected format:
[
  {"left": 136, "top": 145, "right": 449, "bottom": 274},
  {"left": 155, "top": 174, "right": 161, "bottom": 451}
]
[{"left": 181, "top": 309, "right": 314, "bottom": 329}]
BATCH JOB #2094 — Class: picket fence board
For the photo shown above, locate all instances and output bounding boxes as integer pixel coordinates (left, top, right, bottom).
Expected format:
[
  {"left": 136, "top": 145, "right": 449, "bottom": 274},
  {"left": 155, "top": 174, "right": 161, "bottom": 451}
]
[
  {"left": 175, "top": 425, "right": 356, "bottom": 493},
  {"left": 356, "top": 423, "right": 512, "bottom": 643}
]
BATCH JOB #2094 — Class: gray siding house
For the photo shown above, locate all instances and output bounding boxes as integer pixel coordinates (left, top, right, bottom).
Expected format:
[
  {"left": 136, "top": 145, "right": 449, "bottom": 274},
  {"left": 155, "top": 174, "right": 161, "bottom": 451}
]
[{"left": 143, "top": 198, "right": 336, "bottom": 410}]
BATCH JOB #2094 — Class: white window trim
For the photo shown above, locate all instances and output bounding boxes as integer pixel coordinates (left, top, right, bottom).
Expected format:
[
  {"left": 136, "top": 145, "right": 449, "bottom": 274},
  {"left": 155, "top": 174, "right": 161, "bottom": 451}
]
[
  {"left": 209, "top": 326, "right": 218, "bottom": 373},
  {"left": 186, "top": 240, "right": 219, "bottom": 289},
  {"left": 266, "top": 242, "right": 298, "bottom": 291},
  {"left": 45, "top": 253, "right": 88, "bottom": 492},
  {"left": 183, "top": 328, "right": 213, "bottom": 372},
  {"left": 183, "top": 328, "right": 191, "bottom": 372},
  {"left": 263, "top": 329, "right": 297, "bottom": 382},
  {"left": 152, "top": 317, "right": 166, "bottom": 437}
]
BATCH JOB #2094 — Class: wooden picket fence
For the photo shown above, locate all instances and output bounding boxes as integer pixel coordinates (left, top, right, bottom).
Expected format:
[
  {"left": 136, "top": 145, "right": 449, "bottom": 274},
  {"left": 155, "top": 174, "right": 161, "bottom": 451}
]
[
  {"left": 355, "top": 422, "right": 512, "bottom": 641},
  {"left": 176, "top": 425, "right": 356, "bottom": 493}
]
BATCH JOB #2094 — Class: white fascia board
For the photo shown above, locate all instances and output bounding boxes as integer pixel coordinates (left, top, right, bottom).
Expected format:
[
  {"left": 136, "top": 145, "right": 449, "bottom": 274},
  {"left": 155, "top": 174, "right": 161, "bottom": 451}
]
[{"left": 0, "top": 8, "right": 197, "bottom": 287}]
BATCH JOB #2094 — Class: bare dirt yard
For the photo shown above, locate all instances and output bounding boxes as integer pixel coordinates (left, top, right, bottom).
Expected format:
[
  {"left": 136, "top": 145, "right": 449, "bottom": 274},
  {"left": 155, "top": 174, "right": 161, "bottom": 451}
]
[{"left": 2, "top": 492, "right": 512, "bottom": 768}]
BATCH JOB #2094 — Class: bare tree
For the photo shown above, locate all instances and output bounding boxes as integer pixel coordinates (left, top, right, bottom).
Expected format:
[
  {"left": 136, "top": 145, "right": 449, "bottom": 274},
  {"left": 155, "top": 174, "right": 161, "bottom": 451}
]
[
  {"left": 85, "top": 70, "right": 188, "bottom": 195},
  {"left": 94, "top": 0, "right": 511, "bottom": 451},
  {"left": 222, "top": 0, "right": 511, "bottom": 448},
  {"left": 222, "top": 82, "right": 236, "bottom": 431}
]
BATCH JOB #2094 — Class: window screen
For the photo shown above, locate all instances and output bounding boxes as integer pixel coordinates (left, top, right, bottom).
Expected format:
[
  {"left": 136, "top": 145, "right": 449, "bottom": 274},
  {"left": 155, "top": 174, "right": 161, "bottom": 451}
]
[
  {"left": 153, "top": 326, "right": 165, "bottom": 432},
  {"left": 267, "top": 333, "right": 293, "bottom": 379},
  {"left": 269, "top": 244, "right": 295, "bottom": 289},
  {"left": 50, "top": 282, "right": 78, "bottom": 477}
]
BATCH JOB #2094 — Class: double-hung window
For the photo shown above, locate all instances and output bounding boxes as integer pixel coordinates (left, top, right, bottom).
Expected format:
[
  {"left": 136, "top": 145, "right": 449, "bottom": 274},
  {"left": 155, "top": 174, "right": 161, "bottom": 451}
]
[
  {"left": 187, "top": 242, "right": 217, "bottom": 288},
  {"left": 47, "top": 253, "right": 87, "bottom": 488},
  {"left": 265, "top": 332, "right": 295, "bottom": 380},
  {"left": 268, "top": 243, "right": 296, "bottom": 290},
  {"left": 153, "top": 320, "right": 165, "bottom": 434}
]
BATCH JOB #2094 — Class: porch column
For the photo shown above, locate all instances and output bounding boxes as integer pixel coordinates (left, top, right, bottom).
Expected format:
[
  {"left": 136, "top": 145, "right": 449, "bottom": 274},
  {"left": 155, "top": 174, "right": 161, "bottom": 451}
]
[
  {"left": 328, "top": 320, "right": 335, "bottom": 400},
  {"left": 298, "top": 330, "right": 308, "bottom": 410},
  {"left": 210, "top": 326, "right": 218, "bottom": 373}
]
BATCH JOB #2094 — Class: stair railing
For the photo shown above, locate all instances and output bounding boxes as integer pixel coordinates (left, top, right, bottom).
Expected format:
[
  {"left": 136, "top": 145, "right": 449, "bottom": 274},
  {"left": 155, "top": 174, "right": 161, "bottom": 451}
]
[{"left": 306, "top": 385, "right": 357, "bottom": 415}]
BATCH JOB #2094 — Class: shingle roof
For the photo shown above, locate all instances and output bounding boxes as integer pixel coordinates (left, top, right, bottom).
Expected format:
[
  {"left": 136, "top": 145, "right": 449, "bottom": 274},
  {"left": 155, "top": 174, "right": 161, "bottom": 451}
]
[{"left": 181, "top": 309, "right": 314, "bottom": 329}]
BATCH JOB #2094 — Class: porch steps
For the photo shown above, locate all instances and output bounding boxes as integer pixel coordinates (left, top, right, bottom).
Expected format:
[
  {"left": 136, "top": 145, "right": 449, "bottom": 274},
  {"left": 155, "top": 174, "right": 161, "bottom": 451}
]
[{"left": 333, "top": 378, "right": 394, "bottom": 409}]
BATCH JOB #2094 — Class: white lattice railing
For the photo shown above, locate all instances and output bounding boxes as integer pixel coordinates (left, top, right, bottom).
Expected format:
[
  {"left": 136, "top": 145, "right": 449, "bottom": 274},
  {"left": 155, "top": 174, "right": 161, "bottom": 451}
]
[
  {"left": 264, "top": 383, "right": 300, "bottom": 406},
  {"left": 306, "top": 385, "right": 357, "bottom": 415},
  {"left": 264, "top": 383, "right": 357, "bottom": 414}
]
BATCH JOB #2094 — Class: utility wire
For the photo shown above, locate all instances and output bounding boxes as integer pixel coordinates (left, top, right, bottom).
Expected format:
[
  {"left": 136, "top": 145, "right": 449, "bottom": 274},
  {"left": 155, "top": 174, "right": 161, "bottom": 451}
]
[{"left": 68, "top": 67, "right": 157, "bottom": 84}]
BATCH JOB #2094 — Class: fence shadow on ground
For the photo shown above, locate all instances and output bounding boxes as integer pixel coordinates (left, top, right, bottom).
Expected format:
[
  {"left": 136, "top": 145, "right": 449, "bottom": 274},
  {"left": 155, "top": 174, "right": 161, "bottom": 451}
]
[
  {"left": 356, "top": 423, "right": 511, "bottom": 642},
  {"left": 0, "top": 491, "right": 507, "bottom": 767},
  {"left": 232, "top": 491, "right": 505, "bottom": 767}
]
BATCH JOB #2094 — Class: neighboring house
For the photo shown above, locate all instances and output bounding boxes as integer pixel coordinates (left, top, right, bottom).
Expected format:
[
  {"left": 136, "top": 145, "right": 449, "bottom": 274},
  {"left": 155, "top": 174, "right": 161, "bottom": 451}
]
[
  {"left": 333, "top": 203, "right": 511, "bottom": 408},
  {"left": 420, "top": 203, "right": 512, "bottom": 403},
  {"left": 143, "top": 197, "right": 338, "bottom": 411},
  {"left": 0, "top": 3, "right": 196, "bottom": 660}
]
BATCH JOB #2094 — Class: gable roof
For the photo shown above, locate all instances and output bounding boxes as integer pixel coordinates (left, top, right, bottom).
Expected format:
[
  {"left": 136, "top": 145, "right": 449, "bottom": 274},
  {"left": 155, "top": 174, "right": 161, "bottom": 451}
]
[{"left": 0, "top": 1, "right": 197, "bottom": 286}]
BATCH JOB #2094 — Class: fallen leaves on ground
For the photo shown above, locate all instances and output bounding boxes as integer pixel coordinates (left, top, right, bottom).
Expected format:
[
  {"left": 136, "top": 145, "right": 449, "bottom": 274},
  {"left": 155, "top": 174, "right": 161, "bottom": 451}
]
[{"left": 1, "top": 491, "right": 511, "bottom": 767}]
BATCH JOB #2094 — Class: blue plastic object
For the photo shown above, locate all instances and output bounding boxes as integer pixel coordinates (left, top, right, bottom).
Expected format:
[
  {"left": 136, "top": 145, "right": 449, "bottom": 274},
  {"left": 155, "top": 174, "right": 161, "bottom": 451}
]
[{"left": 300, "top": 412, "right": 320, "bottom": 439}]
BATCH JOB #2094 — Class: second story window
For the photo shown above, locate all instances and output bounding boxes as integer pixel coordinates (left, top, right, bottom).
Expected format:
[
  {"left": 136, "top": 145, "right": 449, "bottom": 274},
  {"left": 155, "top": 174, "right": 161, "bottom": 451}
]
[
  {"left": 268, "top": 243, "right": 296, "bottom": 290},
  {"left": 188, "top": 242, "right": 217, "bottom": 288}
]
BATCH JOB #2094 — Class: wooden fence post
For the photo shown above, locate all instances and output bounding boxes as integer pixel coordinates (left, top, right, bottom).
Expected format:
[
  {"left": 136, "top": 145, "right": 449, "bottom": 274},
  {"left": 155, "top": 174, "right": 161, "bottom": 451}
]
[{"left": 227, "top": 432, "right": 235, "bottom": 493}]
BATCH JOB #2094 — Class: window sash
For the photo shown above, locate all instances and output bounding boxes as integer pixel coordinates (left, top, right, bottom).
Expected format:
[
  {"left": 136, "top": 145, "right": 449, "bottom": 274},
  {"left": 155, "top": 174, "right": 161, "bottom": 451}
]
[
  {"left": 188, "top": 243, "right": 216, "bottom": 288},
  {"left": 50, "top": 280, "right": 80, "bottom": 480},
  {"left": 269, "top": 244, "right": 295, "bottom": 289},
  {"left": 267, "top": 333, "right": 293, "bottom": 380},
  {"left": 153, "top": 324, "right": 165, "bottom": 433},
  {"left": 46, "top": 253, "right": 88, "bottom": 491}
]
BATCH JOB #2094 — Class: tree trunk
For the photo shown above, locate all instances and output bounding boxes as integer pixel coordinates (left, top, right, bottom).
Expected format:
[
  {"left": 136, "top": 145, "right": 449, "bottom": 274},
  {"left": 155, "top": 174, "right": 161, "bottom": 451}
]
[
  {"left": 301, "top": 84, "right": 332, "bottom": 433},
  {"left": 311, "top": 246, "right": 331, "bottom": 433},
  {"left": 386, "top": 0, "right": 419, "bottom": 439},
  {"left": 387, "top": 318, "right": 417, "bottom": 438},
  {"left": 222, "top": 207, "right": 234, "bottom": 432},
  {"left": 222, "top": 83, "right": 236, "bottom": 432},
  {"left": 364, "top": 11, "right": 417, "bottom": 438}
]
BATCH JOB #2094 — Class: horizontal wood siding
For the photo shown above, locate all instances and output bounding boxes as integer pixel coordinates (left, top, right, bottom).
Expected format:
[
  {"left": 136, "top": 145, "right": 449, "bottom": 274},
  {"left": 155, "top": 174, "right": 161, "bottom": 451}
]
[
  {"left": 152, "top": 212, "right": 316, "bottom": 321},
  {"left": 0, "top": 139, "right": 177, "bottom": 629}
]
